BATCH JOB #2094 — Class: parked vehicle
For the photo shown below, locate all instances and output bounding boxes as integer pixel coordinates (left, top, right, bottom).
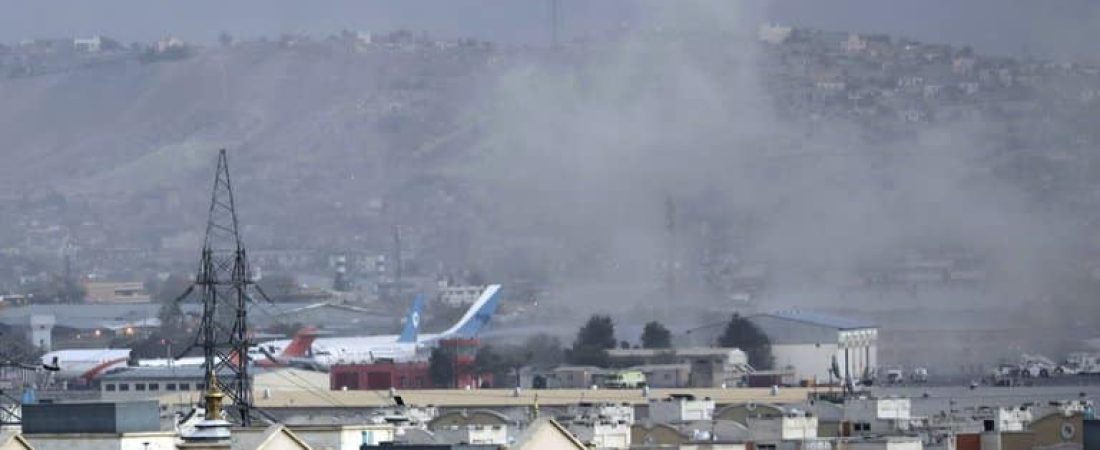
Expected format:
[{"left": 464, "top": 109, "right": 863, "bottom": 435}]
[
  {"left": 885, "top": 368, "right": 905, "bottom": 384},
  {"left": 910, "top": 367, "right": 928, "bottom": 383},
  {"left": 603, "top": 370, "right": 646, "bottom": 389}
]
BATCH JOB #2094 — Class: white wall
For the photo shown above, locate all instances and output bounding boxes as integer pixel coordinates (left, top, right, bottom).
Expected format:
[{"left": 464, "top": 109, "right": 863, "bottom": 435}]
[
  {"left": 26, "top": 433, "right": 177, "bottom": 450},
  {"left": 773, "top": 340, "right": 877, "bottom": 383},
  {"left": 649, "top": 399, "right": 715, "bottom": 423},
  {"left": 846, "top": 439, "right": 923, "bottom": 450},
  {"left": 290, "top": 425, "right": 396, "bottom": 450},
  {"left": 747, "top": 416, "right": 818, "bottom": 442},
  {"left": 565, "top": 422, "right": 631, "bottom": 449},
  {"left": 772, "top": 343, "right": 839, "bottom": 382}
]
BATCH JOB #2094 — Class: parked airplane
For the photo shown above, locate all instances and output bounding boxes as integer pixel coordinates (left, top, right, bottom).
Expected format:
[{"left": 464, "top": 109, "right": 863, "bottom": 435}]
[
  {"left": 38, "top": 348, "right": 130, "bottom": 381},
  {"left": 42, "top": 326, "right": 320, "bottom": 381},
  {"left": 265, "top": 284, "right": 502, "bottom": 366}
]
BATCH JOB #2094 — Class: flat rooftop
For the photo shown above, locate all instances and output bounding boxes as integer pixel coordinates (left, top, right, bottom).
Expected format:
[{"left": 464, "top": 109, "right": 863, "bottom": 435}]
[{"left": 159, "top": 387, "right": 812, "bottom": 409}]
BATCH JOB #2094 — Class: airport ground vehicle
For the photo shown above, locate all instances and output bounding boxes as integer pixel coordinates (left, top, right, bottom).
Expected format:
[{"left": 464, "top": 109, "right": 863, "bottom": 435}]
[
  {"left": 885, "top": 368, "right": 904, "bottom": 384},
  {"left": 604, "top": 370, "right": 646, "bottom": 389}
]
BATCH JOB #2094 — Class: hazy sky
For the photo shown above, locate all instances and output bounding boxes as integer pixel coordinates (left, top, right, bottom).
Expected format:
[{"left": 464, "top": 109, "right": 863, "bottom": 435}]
[{"left": 1, "top": 1, "right": 1098, "bottom": 61}]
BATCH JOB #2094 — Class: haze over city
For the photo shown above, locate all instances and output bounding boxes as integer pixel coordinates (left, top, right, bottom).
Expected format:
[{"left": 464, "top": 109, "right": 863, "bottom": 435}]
[{"left": 1, "top": 2, "right": 1100, "bottom": 449}]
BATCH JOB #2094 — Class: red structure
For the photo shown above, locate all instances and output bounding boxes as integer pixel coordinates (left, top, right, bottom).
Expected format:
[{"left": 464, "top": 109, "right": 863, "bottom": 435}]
[
  {"left": 330, "top": 339, "right": 493, "bottom": 390},
  {"left": 331, "top": 361, "right": 432, "bottom": 390}
]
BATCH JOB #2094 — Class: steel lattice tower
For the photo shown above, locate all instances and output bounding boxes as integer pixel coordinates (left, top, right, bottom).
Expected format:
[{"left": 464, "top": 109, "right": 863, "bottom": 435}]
[{"left": 193, "top": 149, "right": 256, "bottom": 426}]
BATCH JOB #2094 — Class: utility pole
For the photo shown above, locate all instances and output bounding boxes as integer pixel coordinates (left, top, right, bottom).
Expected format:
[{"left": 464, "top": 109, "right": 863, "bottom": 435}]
[{"left": 188, "top": 149, "right": 258, "bottom": 426}]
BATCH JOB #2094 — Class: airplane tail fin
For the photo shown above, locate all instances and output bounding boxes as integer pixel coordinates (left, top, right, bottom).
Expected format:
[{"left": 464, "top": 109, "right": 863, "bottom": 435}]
[
  {"left": 439, "top": 284, "right": 502, "bottom": 339},
  {"left": 397, "top": 294, "right": 425, "bottom": 343},
  {"left": 280, "top": 327, "right": 319, "bottom": 358}
]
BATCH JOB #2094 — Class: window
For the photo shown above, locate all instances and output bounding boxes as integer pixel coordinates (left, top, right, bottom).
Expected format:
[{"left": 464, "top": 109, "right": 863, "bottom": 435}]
[
  {"left": 195, "top": 383, "right": 204, "bottom": 390},
  {"left": 119, "top": 384, "right": 130, "bottom": 391},
  {"left": 135, "top": 383, "right": 146, "bottom": 391},
  {"left": 148, "top": 383, "right": 159, "bottom": 391},
  {"left": 105, "top": 384, "right": 116, "bottom": 392},
  {"left": 180, "top": 383, "right": 191, "bottom": 391},
  {"left": 166, "top": 383, "right": 177, "bottom": 391}
]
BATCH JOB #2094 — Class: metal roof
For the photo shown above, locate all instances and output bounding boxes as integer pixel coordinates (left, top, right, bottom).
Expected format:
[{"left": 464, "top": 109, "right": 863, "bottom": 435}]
[{"left": 762, "top": 310, "right": 876, "bottom": 330}]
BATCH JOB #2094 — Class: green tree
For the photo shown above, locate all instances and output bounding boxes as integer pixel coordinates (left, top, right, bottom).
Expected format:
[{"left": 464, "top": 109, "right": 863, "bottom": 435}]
[
  {"left": 567, "top": 315, "right": 616, "bottom": 367},
  {"left": 641, "top": 321, "right": 672, "bottom": 349},
  {"left": 428, "top": 346, "right": 456, "bottom": 388},
  {"left": 717, "top": 313, "right": 774, "bottom": 370}
]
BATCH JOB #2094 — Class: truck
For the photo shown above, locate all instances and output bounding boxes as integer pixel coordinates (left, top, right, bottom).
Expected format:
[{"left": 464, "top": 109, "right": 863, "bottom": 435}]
[{"left": 603, "top": 370, "right": 646, "bottom": 389}]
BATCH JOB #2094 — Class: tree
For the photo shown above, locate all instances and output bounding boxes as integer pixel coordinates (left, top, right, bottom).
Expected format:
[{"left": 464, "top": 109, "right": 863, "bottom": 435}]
[
  {"left": 717, "top": 313, "right": 774, "bottom": 369},
  {"left": 428, "top": 346, "right": 456, "bottom": 388},
  {"left": 641, "top": 321, "right": 672, "bottom": 349},
  {"left": 567, "top": 315, "right": 616, "bottom": 367}
]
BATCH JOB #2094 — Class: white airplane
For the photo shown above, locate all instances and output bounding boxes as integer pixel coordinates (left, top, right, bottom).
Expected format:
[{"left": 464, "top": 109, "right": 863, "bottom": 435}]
[
  {"left": 41, "top": 327, "right": 321, "bottom": 381},
  {"left": 39, "top": 348, "right": 131, "bottom": 381},
  {"left": 264, "top": 284, "right": 502, "bottom": 366}
]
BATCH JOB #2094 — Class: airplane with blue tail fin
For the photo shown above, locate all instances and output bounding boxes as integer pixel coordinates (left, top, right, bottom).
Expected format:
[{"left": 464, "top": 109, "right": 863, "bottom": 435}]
[{"left": 262, "top": 285, "right": 502, "bottom": 366}]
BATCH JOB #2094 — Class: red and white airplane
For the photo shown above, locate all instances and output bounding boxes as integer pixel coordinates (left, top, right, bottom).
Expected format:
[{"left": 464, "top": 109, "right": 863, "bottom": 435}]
[{"left": 40, "top": 327, "right": 320, "bottom": 381}]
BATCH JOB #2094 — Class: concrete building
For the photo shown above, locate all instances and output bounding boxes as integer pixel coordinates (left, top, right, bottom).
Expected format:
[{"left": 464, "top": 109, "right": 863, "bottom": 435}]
[
  {"left": 430, "top": 424, "right": 507, "bottom": 446},
  {"left": 635, "top": 364, "right": 691, "bottom": 388},
  {"left": 28, "top": 315, "right": 53, "bottom": 350},
  {"left": 544, "top": 366, "right": 607, "bottom": 389},
  {"left": 649, "top": 394, "right": 716, "bottom": 423},
  {"left": 510, "top": 418, "right": 588, "bottom": 450},
  {"left": 21, "top": 401, "right": 177, "bottom": 450},
  {"left": 839, "top": 436, "right": 924, "bottom": 450},
  {"left": 286, "top": 423, "right": 396, "bottom": 450},
  {"left": 26, "top": 432, "right": 178, "bottom": 450},
  {"left": 843, "top": 397, "right": 913, "bottom": 434},
  {"left": 103, "top": 367, "right": 328, "bottom": 402},
  {"left": 750, "top": 310, "right": 878, "bottom": 384},
  {"left": 428, "top": 410, "right": 512, "bottom": 446},
  {"left": 746, "top": 409, "right": 818, "bottom": 443},
  {"left": 567, "top": 402, "right": 634, "bottom": 425},
  {"left": 607, "top": 348, "right": 752, "bottom": 388},
  {"left": 230, "top": 425, "right": 312, "bottom": 450},
  {"left": 83, "top": 282, "right": 151, "bottom": 304},
  {"left": 561, "top": 418, "right": 631, "bottom": 449}
]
